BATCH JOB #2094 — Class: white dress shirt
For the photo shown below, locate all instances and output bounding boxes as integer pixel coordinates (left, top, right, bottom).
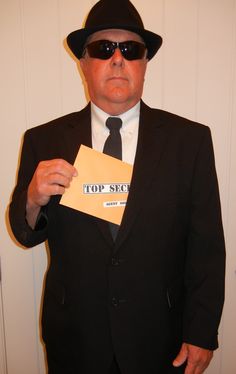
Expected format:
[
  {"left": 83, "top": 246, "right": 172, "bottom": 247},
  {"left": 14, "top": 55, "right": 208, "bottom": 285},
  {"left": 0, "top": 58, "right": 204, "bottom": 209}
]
[{"left": 91, "top": 101, "right": 140, "bottom": 165}]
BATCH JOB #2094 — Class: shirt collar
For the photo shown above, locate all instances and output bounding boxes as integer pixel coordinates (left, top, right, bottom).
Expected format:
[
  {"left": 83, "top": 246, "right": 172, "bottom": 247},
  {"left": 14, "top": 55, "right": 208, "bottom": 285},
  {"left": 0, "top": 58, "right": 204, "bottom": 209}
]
[{"left": 91, "top": 101, "right": 140, "bottom": 134}]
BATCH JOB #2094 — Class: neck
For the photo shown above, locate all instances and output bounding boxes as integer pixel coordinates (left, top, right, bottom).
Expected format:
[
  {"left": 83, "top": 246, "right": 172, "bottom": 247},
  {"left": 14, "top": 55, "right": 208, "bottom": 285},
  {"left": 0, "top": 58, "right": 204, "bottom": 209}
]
[{"left": 91, "top": 100, "right": 141, "bottom": 116}]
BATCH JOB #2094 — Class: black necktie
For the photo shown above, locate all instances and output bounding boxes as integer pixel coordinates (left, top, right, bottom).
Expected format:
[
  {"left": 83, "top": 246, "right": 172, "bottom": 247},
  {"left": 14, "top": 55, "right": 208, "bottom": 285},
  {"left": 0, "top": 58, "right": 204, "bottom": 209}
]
[
  {"left": 103, "top": 117, "right": 122, "bottom": 160},
  {"left": 103, "top": 117, "right": 122, "bottom": 240}
]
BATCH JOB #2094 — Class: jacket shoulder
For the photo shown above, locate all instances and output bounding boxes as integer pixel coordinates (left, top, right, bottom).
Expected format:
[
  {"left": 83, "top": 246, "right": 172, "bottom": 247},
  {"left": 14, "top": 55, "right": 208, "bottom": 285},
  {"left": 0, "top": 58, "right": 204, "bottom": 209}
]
[
  {"left": 25, "top": 104, "right": 90, "bottom": 136},
  {"left": 141, "top": 101, "right": 210, "bottom": 134}
]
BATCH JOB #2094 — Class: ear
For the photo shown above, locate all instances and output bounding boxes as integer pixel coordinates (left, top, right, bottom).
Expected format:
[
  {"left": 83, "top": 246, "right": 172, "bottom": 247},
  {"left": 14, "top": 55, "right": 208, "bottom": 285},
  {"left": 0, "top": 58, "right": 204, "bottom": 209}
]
[
  {"left": 79, "top": 58, "right": 87, "bottom": 81},
  {"left": 79, "top": 58, "right": 85, "bottom": 72}
]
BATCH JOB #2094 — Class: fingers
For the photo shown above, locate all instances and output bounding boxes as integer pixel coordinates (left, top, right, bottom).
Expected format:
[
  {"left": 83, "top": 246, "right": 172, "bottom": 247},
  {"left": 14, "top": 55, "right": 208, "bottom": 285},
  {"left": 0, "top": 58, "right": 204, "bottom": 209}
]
[
  {"left": 173, "top": 343, "right": 188, "bottom": 367},
  {"left": 38, "top": 159, "right": 77, "bottom": 179},
  {"left": 173, "top": 343, "right": 213, "bottom": 374},
  {"left": 184, "top": 346, "right": 213, "bottom": 374},
  {"left": 27, "top": 159, "right": 77, "bottom": 208}
]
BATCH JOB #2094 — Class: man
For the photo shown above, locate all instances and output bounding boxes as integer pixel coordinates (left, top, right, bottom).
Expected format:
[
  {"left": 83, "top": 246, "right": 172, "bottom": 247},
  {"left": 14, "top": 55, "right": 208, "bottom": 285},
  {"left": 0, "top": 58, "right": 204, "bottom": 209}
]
[{"left": 9, "top": 0, "right": 225, "bottom": 373}]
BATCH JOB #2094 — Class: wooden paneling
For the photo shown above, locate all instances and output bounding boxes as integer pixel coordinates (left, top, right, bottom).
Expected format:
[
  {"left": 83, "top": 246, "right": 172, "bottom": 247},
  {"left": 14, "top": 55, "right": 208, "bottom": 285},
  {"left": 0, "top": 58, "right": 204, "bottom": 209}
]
[
  {"left": 220, "top": 2, "right": 236, "bottom": 372},
  {"left": 158, "top": 0, "right": 199, "bottom": 118},
  {"left": 0, "top": 280, "right": 7, "bottom": 374},
  {"left": 0, "top": 1, "right": 43, "bottom": 373},
  {"left": 0, "top": 1, "right": 235, "bottom": 373}
]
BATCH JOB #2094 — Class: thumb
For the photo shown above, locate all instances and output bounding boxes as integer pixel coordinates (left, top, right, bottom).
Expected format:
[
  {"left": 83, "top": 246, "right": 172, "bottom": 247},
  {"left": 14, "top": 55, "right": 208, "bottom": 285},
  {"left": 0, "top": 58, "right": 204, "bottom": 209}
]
[{"left": 173, "top": 343, "right": 188, "bottom": 367}]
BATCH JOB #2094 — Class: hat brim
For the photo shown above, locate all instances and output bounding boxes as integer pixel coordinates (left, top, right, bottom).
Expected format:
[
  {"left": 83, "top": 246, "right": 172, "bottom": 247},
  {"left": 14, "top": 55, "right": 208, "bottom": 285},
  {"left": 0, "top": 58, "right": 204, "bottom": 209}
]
[{"left": 67, "top": 25, "right": 162, "bottom": 60}]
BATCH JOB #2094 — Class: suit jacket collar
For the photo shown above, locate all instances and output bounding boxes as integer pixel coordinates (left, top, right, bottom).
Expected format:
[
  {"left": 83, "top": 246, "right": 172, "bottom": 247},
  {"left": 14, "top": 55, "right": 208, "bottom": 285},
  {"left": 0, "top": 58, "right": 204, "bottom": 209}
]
[
  {"left": 62, "top": 101, "right": 170, "bottom": 249},
  {"left": 63, "top": 103, "right": 92, "bottom": 164},
  {"left": 62, "top": 103, "right": 113, "bottom": 245},
  {"left": 114, "top": 100, "right": 170, "bottom": 250}
]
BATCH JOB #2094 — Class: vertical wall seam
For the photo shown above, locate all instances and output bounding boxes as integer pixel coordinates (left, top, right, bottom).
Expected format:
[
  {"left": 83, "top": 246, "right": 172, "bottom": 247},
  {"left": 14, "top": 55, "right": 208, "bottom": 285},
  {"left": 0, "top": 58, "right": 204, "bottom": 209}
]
[
  {"left": 219, "top": 1, "right": 236, "bottom": 373},
  {"left": 31, "top": 247, "right": 43, "bottom": 374},
  {"left": 19, "top": 4, "right": 42, "bottom": 372},
  {"left": 0, "top": 258, "right": 8, "bottom": 373},
  {"left": 19, "top": 0, "right": 30, "bottom": 132},
  {"left": 56, "top": 0, "right": 64, "bottom": 117},
  {"left": 224, "top": 4, "right": 236, "bottom": 258},
  {"left": 194, "top": 0, "right": 200, "bottom": 122},
  {"left": 161, "top": 0, "right": 166, "bottom": 110}
]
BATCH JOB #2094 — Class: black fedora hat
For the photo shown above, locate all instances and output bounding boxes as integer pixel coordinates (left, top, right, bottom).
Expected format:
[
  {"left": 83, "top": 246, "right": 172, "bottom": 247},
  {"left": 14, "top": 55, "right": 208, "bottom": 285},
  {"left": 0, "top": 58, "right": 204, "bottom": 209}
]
[{"left": 67, "top": 0, "right": 162, "bottom": 61}]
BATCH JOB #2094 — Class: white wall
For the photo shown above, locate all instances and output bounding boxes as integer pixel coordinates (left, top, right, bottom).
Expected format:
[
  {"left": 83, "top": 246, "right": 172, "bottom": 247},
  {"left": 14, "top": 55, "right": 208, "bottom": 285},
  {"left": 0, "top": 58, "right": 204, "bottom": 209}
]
[{"left": 0, "top": 1, "right": 235, "bottom": 373}]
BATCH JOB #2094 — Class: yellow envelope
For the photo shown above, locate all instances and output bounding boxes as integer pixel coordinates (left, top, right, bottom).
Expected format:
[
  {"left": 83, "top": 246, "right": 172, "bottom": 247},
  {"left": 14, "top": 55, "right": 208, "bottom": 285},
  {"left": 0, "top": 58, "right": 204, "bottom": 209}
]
[{"left": 60, "top": 145, "right": 133, "bottom": 225}]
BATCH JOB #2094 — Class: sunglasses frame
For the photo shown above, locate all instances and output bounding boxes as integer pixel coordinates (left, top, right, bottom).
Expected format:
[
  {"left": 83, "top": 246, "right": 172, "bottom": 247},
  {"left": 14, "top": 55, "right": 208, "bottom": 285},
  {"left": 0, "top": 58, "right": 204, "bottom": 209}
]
[{"left": 84, "top": 40, "right": 147, "bottom": 61}]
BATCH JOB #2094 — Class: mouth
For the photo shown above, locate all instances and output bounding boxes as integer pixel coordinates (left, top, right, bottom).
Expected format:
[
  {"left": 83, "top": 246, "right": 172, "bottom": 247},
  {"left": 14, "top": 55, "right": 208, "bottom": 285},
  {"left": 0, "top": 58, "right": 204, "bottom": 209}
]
[{"left": 108, "top": 76, "right": 128, "bottom": 81}]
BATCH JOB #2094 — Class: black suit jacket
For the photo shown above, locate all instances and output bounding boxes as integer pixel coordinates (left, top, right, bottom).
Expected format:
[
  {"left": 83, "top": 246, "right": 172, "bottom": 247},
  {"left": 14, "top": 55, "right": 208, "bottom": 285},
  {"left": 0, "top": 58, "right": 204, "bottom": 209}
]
[{"left": 9, "top": 101, "right": 225, "bottom": 374}]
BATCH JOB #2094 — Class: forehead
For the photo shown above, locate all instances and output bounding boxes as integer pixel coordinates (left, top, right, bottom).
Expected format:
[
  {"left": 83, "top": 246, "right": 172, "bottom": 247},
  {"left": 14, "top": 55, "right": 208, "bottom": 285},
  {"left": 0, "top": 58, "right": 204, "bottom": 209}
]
[{"left": 87, "top": 29, "right": 144, "bottom": 43}]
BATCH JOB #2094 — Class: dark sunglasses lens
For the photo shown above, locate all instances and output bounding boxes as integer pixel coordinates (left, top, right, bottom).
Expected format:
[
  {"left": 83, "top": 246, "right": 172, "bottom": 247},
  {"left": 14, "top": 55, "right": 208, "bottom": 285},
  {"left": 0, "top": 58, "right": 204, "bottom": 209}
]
[
  {"left": 86, "top": 40, "right": 114, "bottom": 60},
  {"left": 86, "top": 40, "right": 146, "bottom": 60},
  {"left": 121, "top": 41, "right": 146, "bottom": 60}
]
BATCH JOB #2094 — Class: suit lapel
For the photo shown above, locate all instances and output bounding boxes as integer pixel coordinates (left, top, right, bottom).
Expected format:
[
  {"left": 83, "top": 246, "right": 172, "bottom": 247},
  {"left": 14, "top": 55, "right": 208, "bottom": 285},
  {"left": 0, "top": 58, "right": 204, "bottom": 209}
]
[
  {"left": 62, "top": 103, "right": 113, "bottom": 245},
  {"left": 61, "top": 101, "right": 170, "bottom": 248},
  {"left": 63, "top": 103, "right": 92, "bottom": 163},
  {"left": 114, "top": 101, "right": 170, "bottom": 250}
]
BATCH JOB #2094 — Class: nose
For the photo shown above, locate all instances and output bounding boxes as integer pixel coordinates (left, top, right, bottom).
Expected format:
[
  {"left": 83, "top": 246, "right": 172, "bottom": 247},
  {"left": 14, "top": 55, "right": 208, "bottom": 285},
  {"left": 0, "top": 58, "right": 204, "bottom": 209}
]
[{"left": 110, "top": 47, "right": 124, "bottom": 66}]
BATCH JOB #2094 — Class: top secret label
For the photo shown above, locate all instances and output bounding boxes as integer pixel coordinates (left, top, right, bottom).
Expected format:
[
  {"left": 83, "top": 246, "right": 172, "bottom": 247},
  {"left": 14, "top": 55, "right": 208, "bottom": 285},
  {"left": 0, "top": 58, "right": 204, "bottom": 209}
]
[{"left": 83, "top": 183, "right": 130, "bottom": 194}]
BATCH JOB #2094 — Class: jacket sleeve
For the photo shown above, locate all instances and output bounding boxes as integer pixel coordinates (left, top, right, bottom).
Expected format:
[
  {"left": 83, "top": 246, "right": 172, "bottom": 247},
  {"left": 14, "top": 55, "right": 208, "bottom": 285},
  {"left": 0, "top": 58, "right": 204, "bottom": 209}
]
[
  {"left": 9, "top": 130, "right": 48, "bottom": 248},
  {"left": 183, "top": 127, "right": 225, "bottom": 350}
]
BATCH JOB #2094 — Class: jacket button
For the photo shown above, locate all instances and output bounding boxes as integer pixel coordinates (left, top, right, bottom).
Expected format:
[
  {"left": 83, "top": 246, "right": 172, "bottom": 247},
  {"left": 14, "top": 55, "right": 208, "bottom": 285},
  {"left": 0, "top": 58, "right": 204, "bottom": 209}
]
[
  {"left": 111, "top": 258, "right": 120, "bottom": 266},
  {"left": 111, "top": 297, "right": 119, "bottom": 307}
]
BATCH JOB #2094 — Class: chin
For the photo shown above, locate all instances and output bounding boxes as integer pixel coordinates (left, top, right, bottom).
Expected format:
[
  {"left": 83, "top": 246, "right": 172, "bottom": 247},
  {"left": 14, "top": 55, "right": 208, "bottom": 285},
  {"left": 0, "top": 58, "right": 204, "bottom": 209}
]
[{"left": 108, "top": 90, "right": 130, "bottom": 103}]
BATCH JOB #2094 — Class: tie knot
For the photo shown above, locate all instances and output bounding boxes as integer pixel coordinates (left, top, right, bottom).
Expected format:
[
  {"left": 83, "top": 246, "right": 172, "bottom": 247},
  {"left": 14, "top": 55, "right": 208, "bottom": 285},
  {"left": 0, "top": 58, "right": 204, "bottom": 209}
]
[{"left": 106, "top": 117, "right": 122, "bottom": 132}]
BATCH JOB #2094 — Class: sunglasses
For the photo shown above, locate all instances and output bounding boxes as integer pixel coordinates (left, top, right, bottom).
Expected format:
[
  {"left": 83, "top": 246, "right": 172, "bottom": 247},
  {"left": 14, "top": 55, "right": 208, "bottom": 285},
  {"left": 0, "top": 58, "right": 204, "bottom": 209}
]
[{"left": 84, "top": 40, "right": 147, "bottom": 61}]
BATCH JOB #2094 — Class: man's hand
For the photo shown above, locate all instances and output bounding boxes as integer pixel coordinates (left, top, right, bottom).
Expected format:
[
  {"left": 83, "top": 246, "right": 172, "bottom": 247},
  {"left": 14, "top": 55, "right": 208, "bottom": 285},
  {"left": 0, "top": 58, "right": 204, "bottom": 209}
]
[
  {"left": 26, "top": 159, "right": 77, "bottom": 228},
  {"left": 173, "top": 343, "right": 213, "bottom": 374}
]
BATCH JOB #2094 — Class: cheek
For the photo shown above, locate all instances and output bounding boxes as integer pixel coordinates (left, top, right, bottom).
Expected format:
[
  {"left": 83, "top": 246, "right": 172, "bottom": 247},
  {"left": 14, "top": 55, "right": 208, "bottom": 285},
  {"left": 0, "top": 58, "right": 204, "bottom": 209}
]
[
  {"left": 90, "top": 65, "right": 107, "bottom": 86},
  {"left": 127, "top": 63, "right": 147, "bottom": 87},
  {"left": 82, "top": 61, "right": 105, "bottom": 82},
  {"left": 130, "top": 72, "right": 145, "bottom": 91},
  {"left": 85, "top": 69, "right": 103, "bottom": 92}
]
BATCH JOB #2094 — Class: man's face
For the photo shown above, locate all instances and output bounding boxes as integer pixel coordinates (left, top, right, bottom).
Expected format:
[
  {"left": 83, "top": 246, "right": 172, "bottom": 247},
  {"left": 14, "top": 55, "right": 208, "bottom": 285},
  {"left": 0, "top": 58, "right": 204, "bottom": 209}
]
[{"left": 80, "top": 29, "right": 148, "bottom": 115}]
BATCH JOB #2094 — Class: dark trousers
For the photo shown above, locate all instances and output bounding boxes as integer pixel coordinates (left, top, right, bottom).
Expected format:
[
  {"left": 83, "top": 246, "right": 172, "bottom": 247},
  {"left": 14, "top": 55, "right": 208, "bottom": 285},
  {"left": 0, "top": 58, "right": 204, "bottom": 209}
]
[
  {"left": 46, "top": 346, "right": 121, "bottom": 374},
  {"left": 110, "top": 357, "right": 121, "bottom": 374},
  {"left": 109, "top": 358, "right": 186, "bottom": 374},
  {"left": 46, "top": 345, "right": 185, "bottom": 374}
]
